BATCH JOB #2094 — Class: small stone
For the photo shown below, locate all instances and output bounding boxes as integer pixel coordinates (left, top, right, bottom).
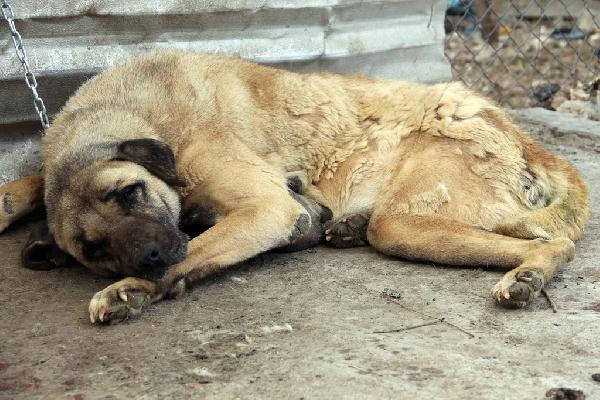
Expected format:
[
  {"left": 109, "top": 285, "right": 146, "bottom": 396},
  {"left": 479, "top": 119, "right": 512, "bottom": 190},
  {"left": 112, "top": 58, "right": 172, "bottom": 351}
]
[
  {"left": 382, "top": 288, "right": 402, "bottom": 299},
  {"left": 30, "top": 323, "right": 48, "bottom": 338},
  {"left": 592, "top": 373, "right": 600, "bottom": 382}
]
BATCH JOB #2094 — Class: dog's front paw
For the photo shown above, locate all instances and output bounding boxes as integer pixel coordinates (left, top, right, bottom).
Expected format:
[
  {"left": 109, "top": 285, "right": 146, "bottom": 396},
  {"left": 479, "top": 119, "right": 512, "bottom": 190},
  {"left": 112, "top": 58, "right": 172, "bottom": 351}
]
[
  {"left": 89, "top": 278, "right": 156, "bottom": 324},
  {"left": 492, "top": 269, "right": 545, "bottom": 309}
]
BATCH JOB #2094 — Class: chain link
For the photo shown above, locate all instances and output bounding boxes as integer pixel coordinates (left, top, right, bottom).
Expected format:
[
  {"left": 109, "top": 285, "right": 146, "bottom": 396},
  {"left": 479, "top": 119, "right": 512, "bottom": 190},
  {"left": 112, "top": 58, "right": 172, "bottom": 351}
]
[
  {"left": 445, "top": 0, "right": 599, "bottom": 109},
  {"left": 1, "top": 0, "right": 49, "bottom": 130}
]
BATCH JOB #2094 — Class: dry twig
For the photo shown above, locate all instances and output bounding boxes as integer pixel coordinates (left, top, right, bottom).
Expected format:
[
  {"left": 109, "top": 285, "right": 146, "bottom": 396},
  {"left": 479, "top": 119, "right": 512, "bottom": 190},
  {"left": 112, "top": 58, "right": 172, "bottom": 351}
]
[
  {"left": 373, "top": 320, "right": 440, "bottom": 334},
  {"left": 381, "top": 290, "right": 475, "bottom": 338}
]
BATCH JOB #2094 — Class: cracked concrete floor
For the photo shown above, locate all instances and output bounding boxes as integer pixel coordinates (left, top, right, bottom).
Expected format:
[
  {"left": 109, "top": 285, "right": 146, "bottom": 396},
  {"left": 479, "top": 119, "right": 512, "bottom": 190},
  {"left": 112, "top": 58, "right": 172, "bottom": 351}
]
[{"left": 1, "top": 116, "right": 599, "bottom": 400}]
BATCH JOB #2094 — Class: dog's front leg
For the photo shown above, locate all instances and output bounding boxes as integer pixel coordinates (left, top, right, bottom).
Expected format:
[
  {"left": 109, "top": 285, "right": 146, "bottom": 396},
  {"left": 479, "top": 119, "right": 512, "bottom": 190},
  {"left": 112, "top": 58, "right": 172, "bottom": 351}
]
[
  {"left": 89, "top": 143, "right": 311, "bottom": 324},
  {"left": 88, "top": 194, "right": 305, "bottom": 324},
  {"left": 89, "top": 277, "right": 158, "bottom": 323},
  {"left": 88, "top": 277, "right": 186, "bottom": 323},
  {"left": 160, "top": 147, "right": 317, "bottom": 289},
  {"left": 165, "top": 193, "right": 309, "bottom": 284}
]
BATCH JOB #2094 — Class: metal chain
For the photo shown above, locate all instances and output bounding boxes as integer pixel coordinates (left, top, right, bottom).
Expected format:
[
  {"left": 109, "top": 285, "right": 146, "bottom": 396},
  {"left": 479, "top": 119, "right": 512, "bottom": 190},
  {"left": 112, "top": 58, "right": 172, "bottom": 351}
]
[{"left": 1, "top": 0, "right": 49, "bottom": 130}]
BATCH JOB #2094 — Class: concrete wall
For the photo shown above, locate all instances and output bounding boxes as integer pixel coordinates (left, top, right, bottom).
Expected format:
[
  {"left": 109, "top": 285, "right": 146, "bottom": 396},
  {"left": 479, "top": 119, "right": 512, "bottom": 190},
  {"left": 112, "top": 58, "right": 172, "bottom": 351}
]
[{"left": 1, "top": 0, "right": 450, "bottom": 125}]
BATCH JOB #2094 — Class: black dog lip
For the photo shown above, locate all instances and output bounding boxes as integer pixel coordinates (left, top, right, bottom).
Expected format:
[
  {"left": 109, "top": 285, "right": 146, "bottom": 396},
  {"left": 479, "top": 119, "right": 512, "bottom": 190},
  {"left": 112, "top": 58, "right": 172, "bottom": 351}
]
[{"left": 290, "top": 213, "right": 310, "bottom": 241}]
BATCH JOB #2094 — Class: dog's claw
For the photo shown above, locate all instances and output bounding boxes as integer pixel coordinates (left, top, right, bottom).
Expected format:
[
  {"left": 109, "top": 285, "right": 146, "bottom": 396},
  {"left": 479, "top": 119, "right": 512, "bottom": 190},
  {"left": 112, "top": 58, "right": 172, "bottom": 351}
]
[
  {"left": 118, "top": 290, "right": 128, "bottom": 302},
  {"left": 89, "top": 284, "right": 152, "bottom": 324}
]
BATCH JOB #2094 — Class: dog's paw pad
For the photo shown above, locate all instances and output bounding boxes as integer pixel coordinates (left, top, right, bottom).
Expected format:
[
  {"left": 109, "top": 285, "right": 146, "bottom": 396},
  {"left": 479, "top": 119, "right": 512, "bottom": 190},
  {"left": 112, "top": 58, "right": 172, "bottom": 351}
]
[
  {"left": 324, "top": 213, "right": 370, "bottom": 248},
  {"left": 89, "top": 286, "right": 151, "bottom": 324},
  {"left": 492, "top": 269, "right": 544, "bottom": 308}
]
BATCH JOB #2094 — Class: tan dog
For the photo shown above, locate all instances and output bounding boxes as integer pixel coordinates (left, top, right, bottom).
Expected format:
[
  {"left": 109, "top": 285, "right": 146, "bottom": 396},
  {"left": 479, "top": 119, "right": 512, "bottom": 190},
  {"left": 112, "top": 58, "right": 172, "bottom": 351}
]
[{"left": 0, "top": 50, "right": 589, "bottom": 323}]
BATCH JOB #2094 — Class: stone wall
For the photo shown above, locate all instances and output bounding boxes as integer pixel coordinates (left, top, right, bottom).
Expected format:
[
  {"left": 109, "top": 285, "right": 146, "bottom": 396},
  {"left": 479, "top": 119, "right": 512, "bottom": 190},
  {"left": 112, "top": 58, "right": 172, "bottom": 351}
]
[{"left": 1, "top": 0, "right": 450, "bottom": 125}]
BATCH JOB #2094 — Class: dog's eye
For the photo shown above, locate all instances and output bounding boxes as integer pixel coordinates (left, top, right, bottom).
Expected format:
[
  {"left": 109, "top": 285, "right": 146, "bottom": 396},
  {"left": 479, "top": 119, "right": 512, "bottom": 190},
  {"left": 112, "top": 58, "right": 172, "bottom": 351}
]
[
  {"left": 115, "top": 183, "right": 145, "bottom": 207},
  {"left": 81, "top": 238, "right": 110, "bottom": 261}
]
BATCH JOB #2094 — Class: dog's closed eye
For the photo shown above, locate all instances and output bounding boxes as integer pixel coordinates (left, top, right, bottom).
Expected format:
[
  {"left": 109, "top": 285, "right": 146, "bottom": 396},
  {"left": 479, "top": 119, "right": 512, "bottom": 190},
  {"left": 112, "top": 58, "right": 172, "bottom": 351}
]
[
  {"left": 103, "top": 182, "right": 146, "bottom": 209},
  {"left": 115, "top": 182, "right": 146, "bottom": 207},
  {"left": 81, "top": 237, "right": 111, "bottom": 261}
]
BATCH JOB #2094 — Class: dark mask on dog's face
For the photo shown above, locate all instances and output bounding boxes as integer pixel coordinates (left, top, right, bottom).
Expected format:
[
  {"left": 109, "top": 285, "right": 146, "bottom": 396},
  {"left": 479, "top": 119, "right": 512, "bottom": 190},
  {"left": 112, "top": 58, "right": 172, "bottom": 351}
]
[{"left": 25, "top": 139, "right": 189, "bottom": 280}]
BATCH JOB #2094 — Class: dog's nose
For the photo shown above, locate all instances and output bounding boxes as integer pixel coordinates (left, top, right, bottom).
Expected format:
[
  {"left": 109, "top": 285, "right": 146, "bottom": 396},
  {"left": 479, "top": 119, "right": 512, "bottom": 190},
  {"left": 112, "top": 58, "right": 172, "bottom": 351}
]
[
  {"left": 138, "top": 242, "right": 168, "bottom": 278},
  {"left": 147, "top": 244, "right": 161, "bottom": 262}
]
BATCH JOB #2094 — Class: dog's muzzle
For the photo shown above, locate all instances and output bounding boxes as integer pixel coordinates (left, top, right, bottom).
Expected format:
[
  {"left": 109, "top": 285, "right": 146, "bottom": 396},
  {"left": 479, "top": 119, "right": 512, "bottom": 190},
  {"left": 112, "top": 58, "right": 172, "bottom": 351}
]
[{"left": 111, "top": 217, "right": 188, "bottom": 279}]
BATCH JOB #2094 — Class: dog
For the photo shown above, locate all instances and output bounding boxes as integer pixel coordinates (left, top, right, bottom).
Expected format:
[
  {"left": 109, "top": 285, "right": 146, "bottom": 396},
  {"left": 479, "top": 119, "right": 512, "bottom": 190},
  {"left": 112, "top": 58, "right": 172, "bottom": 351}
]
[{"left": 0, "top": 50, "right": 589, "bottom": 323}]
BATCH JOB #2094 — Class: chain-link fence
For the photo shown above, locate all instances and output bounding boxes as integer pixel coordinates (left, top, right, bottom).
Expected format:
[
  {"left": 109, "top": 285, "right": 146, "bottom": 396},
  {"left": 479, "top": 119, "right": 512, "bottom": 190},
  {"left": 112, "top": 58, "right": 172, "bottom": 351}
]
[{"left": 445, "top": 0, "right": 599, "bottom": 117}]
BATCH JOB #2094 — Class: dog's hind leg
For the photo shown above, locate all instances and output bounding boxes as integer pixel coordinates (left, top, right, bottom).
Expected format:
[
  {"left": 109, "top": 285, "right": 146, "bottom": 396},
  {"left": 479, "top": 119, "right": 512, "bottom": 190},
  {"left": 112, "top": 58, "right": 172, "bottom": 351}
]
[
  {"left": 0, "top": 176, "right": 44, "bottom": 234},
  {"left": 368, "top": 213, "right": 575, "bottom": 308},
  {"left": 366, "top": 133, "right": 581, "bottom": 308}
]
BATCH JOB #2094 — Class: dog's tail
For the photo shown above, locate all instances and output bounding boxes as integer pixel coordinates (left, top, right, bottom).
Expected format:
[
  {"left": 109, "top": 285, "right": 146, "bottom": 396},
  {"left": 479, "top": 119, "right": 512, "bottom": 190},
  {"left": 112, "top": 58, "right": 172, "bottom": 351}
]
[{"left": 496, "top": 139, "right": 589, "bottom": 241}]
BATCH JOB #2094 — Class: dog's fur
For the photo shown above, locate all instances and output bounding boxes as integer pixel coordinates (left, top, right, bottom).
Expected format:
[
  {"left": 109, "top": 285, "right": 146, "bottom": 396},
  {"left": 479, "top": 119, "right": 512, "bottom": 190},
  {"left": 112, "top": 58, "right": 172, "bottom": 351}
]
[{"left": 0, "top": 51, "right": 589, "bottom": 323}]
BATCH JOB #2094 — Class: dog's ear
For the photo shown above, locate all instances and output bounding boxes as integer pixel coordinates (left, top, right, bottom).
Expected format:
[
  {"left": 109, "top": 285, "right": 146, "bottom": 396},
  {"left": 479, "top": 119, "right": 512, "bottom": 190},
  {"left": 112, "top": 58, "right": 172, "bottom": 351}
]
[
  {"left": 115, "top": 139, "right": 186, "bottom": 187},
  {"left": 22, "top": 221, "right": 77, "bottom": 270}
]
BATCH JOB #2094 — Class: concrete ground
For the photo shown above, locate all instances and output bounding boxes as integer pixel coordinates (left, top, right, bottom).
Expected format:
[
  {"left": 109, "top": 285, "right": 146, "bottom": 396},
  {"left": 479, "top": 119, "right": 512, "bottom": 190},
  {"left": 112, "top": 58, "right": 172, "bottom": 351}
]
[{"left": 1, "top": 112, "right": 599, "bottom": 400}]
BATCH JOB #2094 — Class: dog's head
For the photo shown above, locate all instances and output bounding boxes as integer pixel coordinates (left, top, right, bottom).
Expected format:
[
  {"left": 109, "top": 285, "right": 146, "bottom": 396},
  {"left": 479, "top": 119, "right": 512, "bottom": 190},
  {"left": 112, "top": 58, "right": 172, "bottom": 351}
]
[{"left": 25, "top": 133, "right": 189, "bottom": 279}]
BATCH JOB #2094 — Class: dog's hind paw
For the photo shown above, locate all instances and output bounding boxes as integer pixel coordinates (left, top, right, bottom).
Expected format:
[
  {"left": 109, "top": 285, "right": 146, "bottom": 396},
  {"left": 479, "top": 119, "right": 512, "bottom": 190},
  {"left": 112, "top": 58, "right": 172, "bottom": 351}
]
[
  {"left": 324, "top": 212, "right": 370, "bottom": 248},
  {"left": 492, "top": 269, "right": 545, "bottom": 308},
  {"left": 89, "top": 278, "right": 156, "bottom": 324}
]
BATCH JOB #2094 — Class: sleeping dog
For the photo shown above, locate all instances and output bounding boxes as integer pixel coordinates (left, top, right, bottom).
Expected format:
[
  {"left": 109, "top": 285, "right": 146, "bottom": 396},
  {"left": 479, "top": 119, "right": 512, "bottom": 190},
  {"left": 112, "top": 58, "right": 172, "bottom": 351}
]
[{"left": 0, "top": 51, "right": 588, "bottom": 323}]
